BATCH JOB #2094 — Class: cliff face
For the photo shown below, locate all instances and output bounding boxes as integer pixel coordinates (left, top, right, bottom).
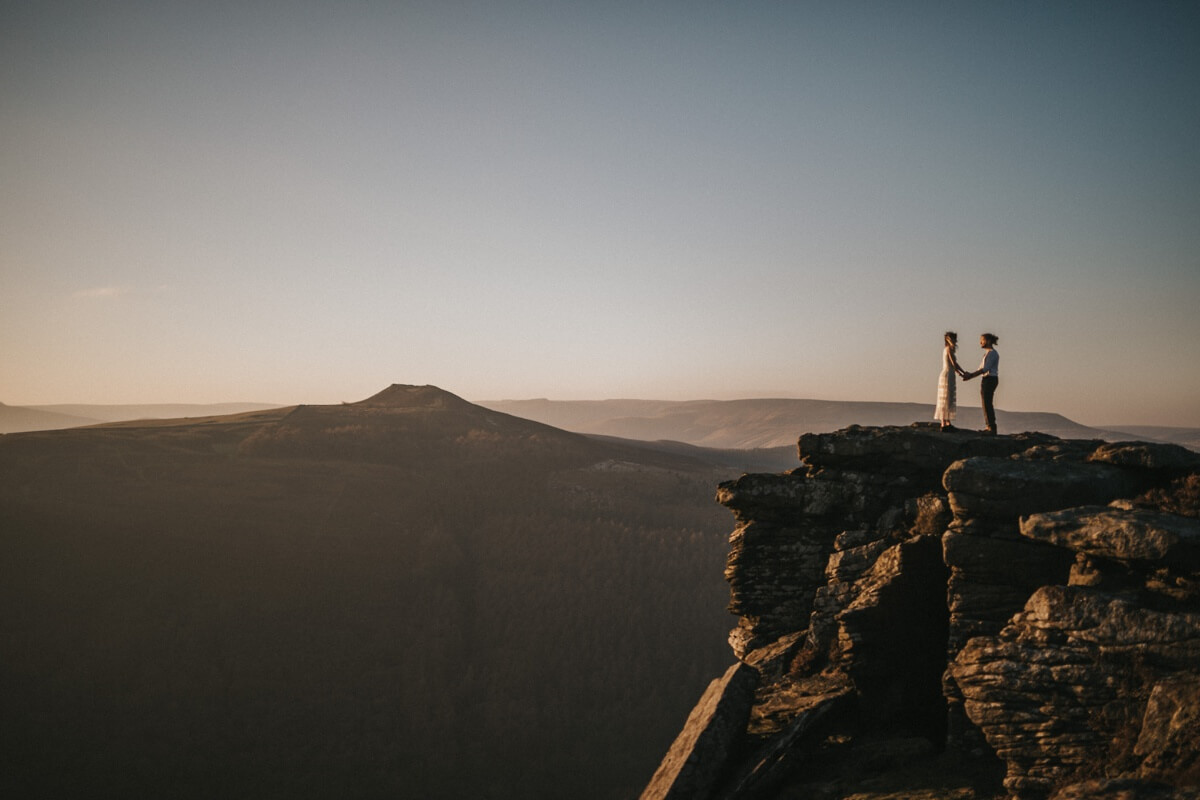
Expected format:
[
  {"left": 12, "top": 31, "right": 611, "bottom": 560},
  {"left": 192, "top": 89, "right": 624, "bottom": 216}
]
[{"left": 642, "top": 425, "right": 1200, "bottom": 800}]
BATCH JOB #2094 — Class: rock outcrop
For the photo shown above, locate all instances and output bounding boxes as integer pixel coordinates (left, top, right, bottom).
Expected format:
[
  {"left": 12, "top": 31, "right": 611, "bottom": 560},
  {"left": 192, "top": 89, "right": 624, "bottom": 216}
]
[
  {"left": 640, "top": 663, "right": 759, "bottom": 800},
  {"left": 642, "top": 425, "right": 1200, "bottom": 800},
  {"left": 951, "top": 586, "right": 1200, "bottom": 797}
]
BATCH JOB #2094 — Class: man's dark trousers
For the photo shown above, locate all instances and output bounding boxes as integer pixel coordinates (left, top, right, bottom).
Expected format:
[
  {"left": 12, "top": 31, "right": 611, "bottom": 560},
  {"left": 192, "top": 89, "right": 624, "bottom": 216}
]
[{"left": 981, "top": 376, "right": 999, "bottom": 432}]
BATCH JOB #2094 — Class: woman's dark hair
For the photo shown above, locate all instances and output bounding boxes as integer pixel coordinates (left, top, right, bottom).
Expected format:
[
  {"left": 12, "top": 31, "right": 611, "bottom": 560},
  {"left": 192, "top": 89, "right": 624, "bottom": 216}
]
[
  {"left": 982, "top": 332, "right": 999, "bottom": 346},
  {"left": 944, "top": 331, "right": 958, "bottom": 350}
]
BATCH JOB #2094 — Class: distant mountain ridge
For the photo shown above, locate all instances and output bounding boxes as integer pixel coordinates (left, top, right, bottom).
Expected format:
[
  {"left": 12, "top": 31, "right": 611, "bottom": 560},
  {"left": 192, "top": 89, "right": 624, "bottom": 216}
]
[
  {"left": 35, "top": 401, "right": 281, "bottom": 422},
  {"left": 1097, "top": 424, "right": 1200, "bottom": 452},
  {"left": 0, "top": 403, "right": 100, "bottom": 434},
  {"left": 479, "top": 397, "right": 1197, "bottom": 450},
  {"left": 4, "top": 395, "right": 1196, "bottom": 452},
  {"left": 0, "top": 402, "right": 282, "bottom": 434}
]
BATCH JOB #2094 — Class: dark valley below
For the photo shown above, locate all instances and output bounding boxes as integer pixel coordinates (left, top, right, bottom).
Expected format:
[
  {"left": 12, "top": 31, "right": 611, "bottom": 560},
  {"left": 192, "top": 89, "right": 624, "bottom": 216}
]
[{"left": 0, "top": 386, "right": 769, "bottom": 799}]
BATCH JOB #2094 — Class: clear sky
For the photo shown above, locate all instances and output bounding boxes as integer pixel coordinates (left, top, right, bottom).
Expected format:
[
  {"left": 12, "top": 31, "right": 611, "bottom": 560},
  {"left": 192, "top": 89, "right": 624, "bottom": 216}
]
[{"left": 2, "top": 1, "right": 1198, "bottom": 427}]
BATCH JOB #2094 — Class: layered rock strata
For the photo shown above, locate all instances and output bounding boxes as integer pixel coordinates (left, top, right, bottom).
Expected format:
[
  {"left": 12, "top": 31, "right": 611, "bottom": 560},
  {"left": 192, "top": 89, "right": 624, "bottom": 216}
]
[
  {"left": 642, "top": 425, "right": 1200, "bottom": 800},
  {"left": 951, "top": 586, "right": 1200, "bottom": 797}
]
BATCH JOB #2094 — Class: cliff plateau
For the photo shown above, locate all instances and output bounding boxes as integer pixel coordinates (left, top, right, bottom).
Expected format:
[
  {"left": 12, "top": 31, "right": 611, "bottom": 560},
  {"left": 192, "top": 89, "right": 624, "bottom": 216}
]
[{"left": 643, "top": 425, "right": 1200, "bottom": 800}]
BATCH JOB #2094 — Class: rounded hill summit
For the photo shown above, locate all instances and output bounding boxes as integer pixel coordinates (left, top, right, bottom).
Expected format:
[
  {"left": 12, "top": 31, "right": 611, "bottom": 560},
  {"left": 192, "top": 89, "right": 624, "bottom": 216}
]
[{"left": 354, "top": 384, "right": 472, "bottom": 409}]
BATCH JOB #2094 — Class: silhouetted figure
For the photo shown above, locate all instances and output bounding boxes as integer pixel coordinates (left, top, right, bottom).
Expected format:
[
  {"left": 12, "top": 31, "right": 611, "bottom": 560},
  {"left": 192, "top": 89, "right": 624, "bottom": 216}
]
[
  {"left": 962, "top": 333, "right": 1000, "bottom": 434},
  {"left": 935, "top": 331, "right": 968, "bottom": 431}
]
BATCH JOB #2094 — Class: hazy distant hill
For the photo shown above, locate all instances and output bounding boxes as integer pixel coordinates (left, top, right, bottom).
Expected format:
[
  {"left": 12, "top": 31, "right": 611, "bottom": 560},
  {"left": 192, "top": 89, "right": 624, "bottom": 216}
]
[
  {"left": 0, "top": 402, "right": 282, "bottom": 434},
  {"left": 0, "top": 402, "right": 101, "bottom": 433},
  {"left": 11, "top": 397, "right": 1194, "bottom": 452},
  {"left": 1099, "top": 424, "right": 1200, "bottom": 452},
  {"left": 478, "top": 398, "right": 1120, "bottom": 449},
  {"left": 33, "top": 401, "right": 281, "bottom": 423},
  {"left": 0, "top": 385, "right": 747, "bottom": 799}
]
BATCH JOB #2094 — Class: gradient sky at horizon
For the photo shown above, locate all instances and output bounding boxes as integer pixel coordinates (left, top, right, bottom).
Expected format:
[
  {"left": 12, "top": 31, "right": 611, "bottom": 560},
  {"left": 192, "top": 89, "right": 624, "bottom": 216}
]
[{"left": 2, "top": 1, "right": 1198, "bottom": 426}]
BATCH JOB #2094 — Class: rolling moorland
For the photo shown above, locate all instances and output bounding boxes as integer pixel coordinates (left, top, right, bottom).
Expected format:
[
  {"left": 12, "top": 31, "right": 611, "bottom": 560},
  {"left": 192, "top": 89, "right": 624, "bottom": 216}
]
[
  {"left": 0, "top": 402, "right": 282, "bottom": 434},
  {"left": 5, "top": 398, "right": 1199, "bottom": 452},
  {"left": 478, "top": 398, "right": 1200, "bottom": 451},
  {"left": 0, "top": 386, "right": 789, "bottom": 799}
]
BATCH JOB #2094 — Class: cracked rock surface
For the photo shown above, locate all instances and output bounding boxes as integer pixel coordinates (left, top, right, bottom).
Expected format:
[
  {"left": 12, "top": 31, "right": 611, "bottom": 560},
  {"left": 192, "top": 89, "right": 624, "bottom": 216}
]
[{"left": 642, "top": 425, "right": 1200, "bottom": 800}]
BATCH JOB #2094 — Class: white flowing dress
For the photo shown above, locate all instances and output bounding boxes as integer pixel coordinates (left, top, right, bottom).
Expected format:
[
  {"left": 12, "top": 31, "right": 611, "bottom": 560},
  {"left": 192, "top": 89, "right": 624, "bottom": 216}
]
[{"left": 934, "top": 346, "right": 957, "bottom": 423}]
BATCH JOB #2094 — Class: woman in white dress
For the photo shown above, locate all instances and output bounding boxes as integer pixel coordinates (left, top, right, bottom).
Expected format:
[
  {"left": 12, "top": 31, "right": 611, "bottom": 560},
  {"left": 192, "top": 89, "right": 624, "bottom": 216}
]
[{"left": 935, "top": 331, "right": 967, "bottom": 431}]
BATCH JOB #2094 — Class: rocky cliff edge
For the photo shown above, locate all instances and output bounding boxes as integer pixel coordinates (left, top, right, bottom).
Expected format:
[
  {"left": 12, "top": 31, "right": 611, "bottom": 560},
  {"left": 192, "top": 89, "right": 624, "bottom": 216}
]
[{"left": 641, "top": 424, "right": 1200, "bottom": 800}]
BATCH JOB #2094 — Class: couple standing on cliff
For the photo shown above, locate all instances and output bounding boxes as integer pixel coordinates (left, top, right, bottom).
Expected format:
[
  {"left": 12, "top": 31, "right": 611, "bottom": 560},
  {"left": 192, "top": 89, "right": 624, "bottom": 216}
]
[{"left": 936, "top": 332, "right": 1000, "bottom": 434}]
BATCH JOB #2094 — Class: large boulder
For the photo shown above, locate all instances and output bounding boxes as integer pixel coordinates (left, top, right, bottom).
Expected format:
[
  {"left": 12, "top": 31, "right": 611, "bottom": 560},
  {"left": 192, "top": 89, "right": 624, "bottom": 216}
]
[
  {"left": 1135, "top": 674, "right": 1200, "bottom": 785},
  {"left": 1088, "top": 442, "right": 1200, "bottom": 472},
  {"left": 950, "top": 586, "right": 1200, "bottom": 799},
  {"left": 714, "top": 678, "right": 854, "bottom": 800},
  {"left": 943, "top": 456, "right": 1138, "bottom": 521},
  {"left": 717, "top": 472, "right": 860, "bottom": 521},
  {"left": 1020, "top": 506, "right": 1200, "bottom": 572},
  {"left": 943, "top": 526, "right": 1075, "bottom": 651},
  {"left": 640, "top": 662, "right": 759, "bottom": 800}
]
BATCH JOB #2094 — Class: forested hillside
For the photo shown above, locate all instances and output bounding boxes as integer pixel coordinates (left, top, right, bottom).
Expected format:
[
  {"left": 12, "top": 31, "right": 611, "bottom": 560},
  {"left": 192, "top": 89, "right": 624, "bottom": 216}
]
[{"left": 0, "top": 387, "right": 744, "bottom": 799}]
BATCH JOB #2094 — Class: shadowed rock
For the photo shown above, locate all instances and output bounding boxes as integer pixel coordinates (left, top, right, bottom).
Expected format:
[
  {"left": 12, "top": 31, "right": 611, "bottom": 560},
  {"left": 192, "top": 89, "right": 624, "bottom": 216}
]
[
  {"left": 836, "top": 536, "right": 949, "bottom": 738},
  {"left": 715, "top": 679, "right": 854, "bottom": 800},
  {"left": 1135, "top": 674, "right": 1200, "bottom": 785},
  {"left": 640, "top": 663, "right": 758, "bottom": 800},
  {"left": 1050, "top": 778, "right": 1200, "bottom": 799},
  {"left": 951, "top": 586, "right": 1200, "bottom": 799},
  {"left": 1088, "top": 441, "right": 1200, "bottom": 472}
]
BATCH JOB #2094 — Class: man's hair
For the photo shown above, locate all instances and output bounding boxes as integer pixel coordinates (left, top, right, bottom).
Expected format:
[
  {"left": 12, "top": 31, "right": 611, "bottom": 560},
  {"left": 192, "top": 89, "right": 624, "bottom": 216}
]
[{"left": 982, "top": 332, "right": 999, "bottom": 345}]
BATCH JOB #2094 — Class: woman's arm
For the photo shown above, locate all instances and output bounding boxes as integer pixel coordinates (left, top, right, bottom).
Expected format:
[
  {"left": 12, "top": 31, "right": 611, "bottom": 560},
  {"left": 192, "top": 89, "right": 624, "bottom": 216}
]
[
  {"left": 963, "top": 351, "right": 993, "bottom": 380},
  {"left": 948, "top": 351, "right": 967, "bottom": 376}
]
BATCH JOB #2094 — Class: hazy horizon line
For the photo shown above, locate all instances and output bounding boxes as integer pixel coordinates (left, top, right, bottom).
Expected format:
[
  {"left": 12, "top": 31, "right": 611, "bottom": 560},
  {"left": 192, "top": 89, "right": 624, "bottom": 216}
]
[{"left": 8, "top": 390, "right": 1198, "bottom": 431}]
